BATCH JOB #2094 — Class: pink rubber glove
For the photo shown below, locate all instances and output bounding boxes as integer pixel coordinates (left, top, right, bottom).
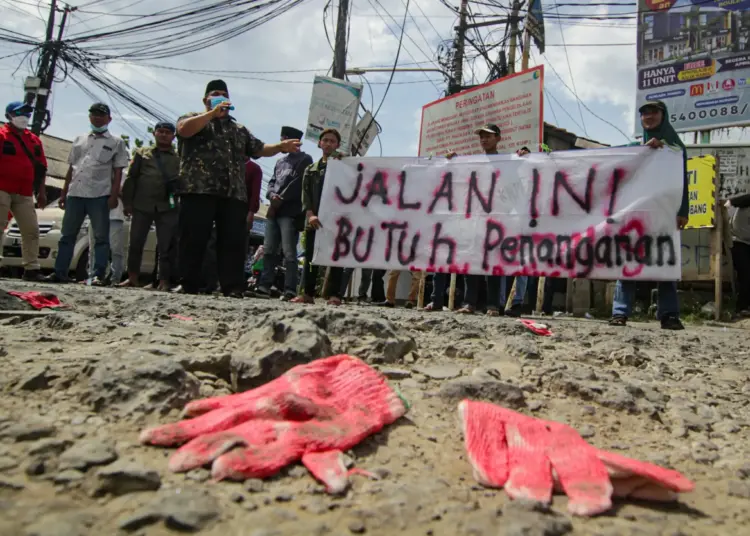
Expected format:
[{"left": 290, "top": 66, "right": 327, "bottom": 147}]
[
  {"left": 140, "top": 355, "right": 408, "bottom": 493},
  {"left": 459, "top": 400, "right": 694, "bottom": 516}
]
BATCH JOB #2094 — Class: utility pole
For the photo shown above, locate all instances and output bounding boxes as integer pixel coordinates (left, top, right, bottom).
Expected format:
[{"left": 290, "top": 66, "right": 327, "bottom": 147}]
[
  {"left": 30, "top": 1, "right": 75, "bottom": 135},
  {"left": 332, "top": 0, "right": 349, "bottom": 80},
  {"left": 507, "top": 0, "right": 522, "bottom": 74},
  {"left": 450, "top": 0, "right": 469, "bottom": 95},
  {"left": 323, "top": 0, "right": 351, "bottom": 298}
]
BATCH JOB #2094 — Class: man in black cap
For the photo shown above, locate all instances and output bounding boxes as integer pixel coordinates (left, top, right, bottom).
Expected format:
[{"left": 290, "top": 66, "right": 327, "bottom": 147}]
[
  {"left": 255, "top": 126, "right": 312, "bottom": 300},
  {"left": 427, "top": 124, "right": 507, "bottom": 315},
  {"left": 48, "top": 102, "right": 129, "bottom": 284},
  {"left": 120, "top": 121, "right": 180, "bottom": 291},
  {"left": 175, "top": 80, "right": 301, "bottom": 297}
]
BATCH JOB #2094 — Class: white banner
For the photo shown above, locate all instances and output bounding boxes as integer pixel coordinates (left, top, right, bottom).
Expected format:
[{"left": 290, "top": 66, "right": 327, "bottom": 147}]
[
  {"left": 305, "top": 76, "right": 362, "bottom": 155},
  {"left": 312, "top": 147, "right": 684, "bottom": 281},
  {"left": 418, "top": 66, "right": 544, "bottom": 157}
]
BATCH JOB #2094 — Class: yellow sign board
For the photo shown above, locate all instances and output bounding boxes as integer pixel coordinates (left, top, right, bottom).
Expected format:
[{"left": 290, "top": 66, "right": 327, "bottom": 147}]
[{"left": 684, "top": 155, "right": 716, "bottom": 229}]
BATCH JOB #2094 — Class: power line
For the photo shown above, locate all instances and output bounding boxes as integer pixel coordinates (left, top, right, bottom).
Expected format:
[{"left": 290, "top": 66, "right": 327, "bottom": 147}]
[
  {"left": 542, "top": 53, "right": 630, "bottom": 142},
  {"left": 354, "top": 0, "right": 410, "bottom": 156},
  {"left": 555, "top": 2, "right": 587, "bottom": 136}
]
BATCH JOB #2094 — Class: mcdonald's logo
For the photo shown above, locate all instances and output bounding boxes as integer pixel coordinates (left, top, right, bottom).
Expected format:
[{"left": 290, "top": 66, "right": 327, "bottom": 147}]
[{"left": 690, "top": 84, "right": 704, "bottom": 96}]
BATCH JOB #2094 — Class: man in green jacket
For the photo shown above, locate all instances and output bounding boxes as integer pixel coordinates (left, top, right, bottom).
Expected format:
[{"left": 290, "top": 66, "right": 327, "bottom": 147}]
[
  {"left": 610, "top": 100, "right": 689, "bottom": 330},
  {"left": 291, "top": 128, "right": 343, "bottom": 304}
]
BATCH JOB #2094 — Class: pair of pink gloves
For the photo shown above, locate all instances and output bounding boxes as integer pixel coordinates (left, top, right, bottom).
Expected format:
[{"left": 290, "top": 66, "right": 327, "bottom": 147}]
[{"left": 140, "top": 355, "right": 693, "bottom": 516}]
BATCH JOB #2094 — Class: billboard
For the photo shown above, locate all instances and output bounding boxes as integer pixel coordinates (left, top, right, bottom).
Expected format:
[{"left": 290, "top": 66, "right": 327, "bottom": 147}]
[
  {"left": 305, "top": 76, "right": 362, "bottom": 155},
  {"left": 686, "top": 143, "right": 750, "bottom": 197},
  {"left": 636, "top": 0, "right": 750, "bottom": 133},
  {"left": 418, "top": 66, "right": 544, "bottom": 157}
]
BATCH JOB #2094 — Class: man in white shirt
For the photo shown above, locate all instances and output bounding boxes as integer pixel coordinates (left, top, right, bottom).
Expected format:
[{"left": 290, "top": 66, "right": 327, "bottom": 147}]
[{"left": 47, "top": 103, "right": 129, "bottom": 284}]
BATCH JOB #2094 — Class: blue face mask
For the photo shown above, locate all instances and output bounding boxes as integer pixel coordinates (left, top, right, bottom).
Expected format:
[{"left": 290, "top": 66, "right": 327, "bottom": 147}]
[
  {"left": 90, "top": 124, "right": 108, "bottom": 133},
  {"left": 209, "top": 96, "right": 235, "bottom": 111}
]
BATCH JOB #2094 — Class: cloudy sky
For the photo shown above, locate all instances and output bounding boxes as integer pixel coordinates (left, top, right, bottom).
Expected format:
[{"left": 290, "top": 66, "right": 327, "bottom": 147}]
[{"left": 2, "top": 0, "right": 743, "bottom": 183}]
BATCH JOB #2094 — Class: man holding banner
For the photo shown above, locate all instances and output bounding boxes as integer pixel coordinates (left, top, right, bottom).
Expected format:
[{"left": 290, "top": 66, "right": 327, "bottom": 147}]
[{"left": 292, "top": 128, "right": 344, "bottom": 305}]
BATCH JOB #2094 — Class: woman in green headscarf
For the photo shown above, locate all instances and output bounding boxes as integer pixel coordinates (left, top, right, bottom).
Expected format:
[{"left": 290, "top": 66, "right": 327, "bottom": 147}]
[{"left": 609, "top": 100, "right": 688, "bottom": 330}]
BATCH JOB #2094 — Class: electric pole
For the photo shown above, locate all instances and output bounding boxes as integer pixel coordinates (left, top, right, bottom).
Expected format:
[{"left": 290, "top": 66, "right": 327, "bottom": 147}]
[
  {"left": 29, "top": 1, "right": 75, "bottom": 135},
  {"left": 450, "top": 0, "right": 469, "bottom": 96},
  {"left": 323, "top": 0, "right": 351, "bottom": 298},
  {"left": 332, "top": 0, "right": 349, "bottom": 79},
  {"left": 507, "top": 0, "right": 522, "bottom": 74}
]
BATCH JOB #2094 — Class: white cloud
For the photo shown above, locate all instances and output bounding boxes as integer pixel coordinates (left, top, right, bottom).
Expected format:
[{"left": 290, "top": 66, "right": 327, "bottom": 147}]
[{"left": 0, "top": 0, "right": 672, "bottom": 152}]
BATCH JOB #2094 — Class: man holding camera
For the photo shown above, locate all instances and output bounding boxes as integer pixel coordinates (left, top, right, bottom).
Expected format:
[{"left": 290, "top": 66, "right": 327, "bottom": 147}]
[
  {"left": 175, "top": 79, "right": 301, "bottom": 298},
  {"left": 121, "top": 121, "right": 180, "bottom": 291}
]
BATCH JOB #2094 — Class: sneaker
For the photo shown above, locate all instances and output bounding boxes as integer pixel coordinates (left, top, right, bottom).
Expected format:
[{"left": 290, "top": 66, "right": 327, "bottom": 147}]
[
  {"left": 405, "top": 301, "right": 415, "bottom": 309},
  {"left": 224, "top": 290, "right": 244, "bottom": 299},
  {"left": 608, "top": 315, "right": 627, "bottom": 327},
  {"left": 374, "top": 300, "right": 395, "bottom": 308},
  {"left": 505, "top": 304, "right": 522, "bottom": 317},
  {"left": 660, "top": 314, "right": 685, "bottom": 331},
  {"left": 280, "top": 293, "right": 296, "bottom": 302},
  {"left": 22, "top": 269, "right": 43, "bottom": 282},
  {"left": 44, "top": 273, "right": 70, "bottom": 284},
  {"left": 90, "top": 277, "right": 107, "bottom": 287},
  {"left": 254, "top": 287, "right": 272, "bottom": 299}
]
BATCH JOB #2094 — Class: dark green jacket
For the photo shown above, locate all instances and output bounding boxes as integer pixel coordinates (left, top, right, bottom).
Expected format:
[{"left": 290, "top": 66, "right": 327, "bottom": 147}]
[{"left": 301, "top": 158, "right": 327, "bottom": 218}]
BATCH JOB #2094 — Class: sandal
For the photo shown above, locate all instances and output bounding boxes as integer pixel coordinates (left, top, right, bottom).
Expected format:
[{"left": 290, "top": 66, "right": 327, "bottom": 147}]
[
  {"left": 608, "top": 315, "right": 627, "bottom": 326},
  {"left": 290, "top": 295, "right": 314, "bottom": 304},
  {"left": 456, "top": 305, "right": 475, "bottom": 315},
  {"left": 327, "top": 297, "right": 342, "bottom": 306},
  {"left": 486, "top": 308, "right": 500, "bottom": 317}
]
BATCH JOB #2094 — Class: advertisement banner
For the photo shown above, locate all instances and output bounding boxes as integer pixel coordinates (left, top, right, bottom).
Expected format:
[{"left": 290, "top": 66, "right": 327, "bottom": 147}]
[
  {"left": 636, "top": 0, "right": 750, "bottom": 133},
  {"left": 305, "top": 76, "right": 362, "bottom": 155},
  {"left": 351, "top": 112, "right": 380, "bottom": 156},
  {"left": 687, "top": 143, "right": 750, "bottom": 197},
  {"left": 685, "top": 154, "right": 716, "bottom": 228},
  {"left": 312, "top": 147, "right": 684, "bottom": 281},
  {"left": 418, "top": 66, "right": 544, "bottom": 157}
]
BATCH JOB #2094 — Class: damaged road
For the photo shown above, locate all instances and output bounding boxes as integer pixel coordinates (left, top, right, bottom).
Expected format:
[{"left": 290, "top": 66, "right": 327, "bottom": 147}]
[{"left": 0, "top": 281, "right": 749, "bottom": 535}]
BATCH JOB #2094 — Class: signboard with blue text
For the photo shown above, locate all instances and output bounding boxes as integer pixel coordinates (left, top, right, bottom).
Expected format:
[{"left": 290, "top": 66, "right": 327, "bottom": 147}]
[{"left": 636, "top": 0, "right": 750, "bottom": 133}]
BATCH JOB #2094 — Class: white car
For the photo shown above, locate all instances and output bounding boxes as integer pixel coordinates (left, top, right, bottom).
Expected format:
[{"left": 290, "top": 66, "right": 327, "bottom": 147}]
[{"left": 1, "top": 199, "right": 157, "bottom": 281}]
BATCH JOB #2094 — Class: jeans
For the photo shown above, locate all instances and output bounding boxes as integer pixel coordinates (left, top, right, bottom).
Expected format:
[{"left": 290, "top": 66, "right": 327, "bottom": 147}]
[
  {"left": 178, "top": 194, "right": 247, "bottom": 295},
  {"left": 732, "top": 241, "right": 750, "bottom": 311},
  {"left": 89, "top": 219, "right": 124, "bottom": 283},
  {"left": 55, "top": 196, "right": 110, "bottom": 279},
  {"left": 127, "top": 209, "right": 179, "bottom": 281},
  {"left": 0, "top": 191, "right": 39, "bottom": 270},
  {"left": 259, "top": 216, "right": 299, "bottom": 296},
  {"left": 612, "top": 280, "right": 679, "bottom": 319},
  {"left": 502, "top": 276, "right": 528, "bottom": 308}
]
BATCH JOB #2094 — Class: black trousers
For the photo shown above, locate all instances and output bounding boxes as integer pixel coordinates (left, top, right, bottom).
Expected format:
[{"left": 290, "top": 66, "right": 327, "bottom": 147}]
[
  {"left": 179, "top": 194, "right": 248, "bottom": 295},
  {"left": 733, "top": 241, "right": 750, "bottom": 311},
  {"left": 128, "top": 209, "right": 179, "bottom": 281},
  {"left": 301, "top": 228, "right": 343, "bottom": 299}
]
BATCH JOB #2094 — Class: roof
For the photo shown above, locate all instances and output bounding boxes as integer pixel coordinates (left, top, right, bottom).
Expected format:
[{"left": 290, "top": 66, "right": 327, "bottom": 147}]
[
  {"left": 544, "top": 122, "right": 610, "bottom": 149},
  {"left": 0, "top": 121, "right": 72, "bottom": 186}
]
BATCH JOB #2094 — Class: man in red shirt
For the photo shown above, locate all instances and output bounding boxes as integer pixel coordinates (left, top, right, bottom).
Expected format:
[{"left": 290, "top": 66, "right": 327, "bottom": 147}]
[{"left": 0, "top": 101, "right": 47, "bottom": 280}]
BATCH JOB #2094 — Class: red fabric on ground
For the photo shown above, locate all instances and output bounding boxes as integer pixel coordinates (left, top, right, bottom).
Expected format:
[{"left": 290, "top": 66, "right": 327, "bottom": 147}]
[
  {"left": 140, "top": 355, "right": 407, "bottom": 493},
  {"left": 459, "top": 400, "right": 694, "bottom": 516},
  {"left": 8, "top": 291, "right": 63, "bottom": 309}
]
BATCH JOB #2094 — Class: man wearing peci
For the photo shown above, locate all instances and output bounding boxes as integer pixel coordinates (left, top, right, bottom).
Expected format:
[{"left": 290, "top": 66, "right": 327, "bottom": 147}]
[
  {"left": 175, "top": 79, "right": 301, "bottom": 298},
  {"left": 256, "top": 125, "right": 312, "bottom": 301}
]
